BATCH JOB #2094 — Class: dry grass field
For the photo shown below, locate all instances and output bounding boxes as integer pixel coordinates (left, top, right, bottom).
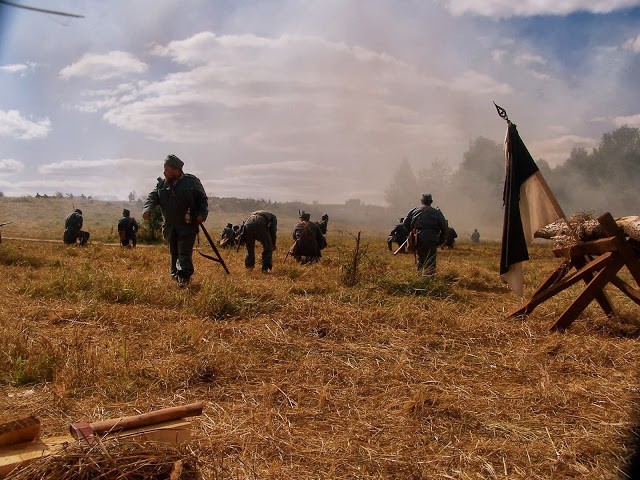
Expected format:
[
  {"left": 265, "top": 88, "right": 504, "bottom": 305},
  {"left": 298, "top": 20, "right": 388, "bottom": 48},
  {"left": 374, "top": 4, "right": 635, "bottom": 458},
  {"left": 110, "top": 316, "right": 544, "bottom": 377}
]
[{"left": 1, "top": 198, "right": 639, "bottom": 479}]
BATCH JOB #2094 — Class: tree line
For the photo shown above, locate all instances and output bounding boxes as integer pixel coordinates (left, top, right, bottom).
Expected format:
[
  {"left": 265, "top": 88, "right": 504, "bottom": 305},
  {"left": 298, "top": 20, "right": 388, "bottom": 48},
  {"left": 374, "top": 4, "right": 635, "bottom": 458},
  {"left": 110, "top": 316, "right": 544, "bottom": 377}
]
[{"left": 385, "top": 126, "right": 640, "bottom": 237}]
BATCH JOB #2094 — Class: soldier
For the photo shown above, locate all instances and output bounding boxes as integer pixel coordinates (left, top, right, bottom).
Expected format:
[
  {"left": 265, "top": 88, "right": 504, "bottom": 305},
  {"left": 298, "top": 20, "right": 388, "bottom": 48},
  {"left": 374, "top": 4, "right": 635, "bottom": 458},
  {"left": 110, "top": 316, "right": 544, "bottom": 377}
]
[
  {"left": 471, "top": 228, "right": 480, "bottom": 243},
  {"left": 117, "top": 208, "right": 139, "bottom": 247},
  {"left": 387, "top": 217, "right": 408, "bottom": 252},
  {"left": 317, "top": 213, "right": 329, "bottom": 235},
  {"left": 220, "top": 223, "right": 235, "bottom": 248},
  {"left": 403, "top": 193, "right": 448, "bottom": 276},
  {"left": 242, "top": 211, "right": 277, "bottom": 272},
  {"left": 143, "top": 154, "right": 209, "bottom": 287},
  {"left": 290, "top": 211, "right": 324, "bottom": 264},
  {"left": 442, "top": 227, "right": 457, "bottom": 249},
  {"left": 63, "top": 208, "right": 90, "bottom": 245}
]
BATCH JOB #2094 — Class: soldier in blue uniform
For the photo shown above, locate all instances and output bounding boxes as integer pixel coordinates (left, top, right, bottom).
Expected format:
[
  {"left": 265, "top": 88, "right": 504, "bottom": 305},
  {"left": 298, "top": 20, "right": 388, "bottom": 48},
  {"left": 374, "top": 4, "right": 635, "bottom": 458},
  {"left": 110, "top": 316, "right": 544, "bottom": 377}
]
[
  {"left": 143, "top": 154, "right": 209, "bottom": 286},
  {"left": 242, "top": 211, "right": 277, "bottom": 272},
  {"left": 403, "top": 193, "right": 448, "bottom": 275}
]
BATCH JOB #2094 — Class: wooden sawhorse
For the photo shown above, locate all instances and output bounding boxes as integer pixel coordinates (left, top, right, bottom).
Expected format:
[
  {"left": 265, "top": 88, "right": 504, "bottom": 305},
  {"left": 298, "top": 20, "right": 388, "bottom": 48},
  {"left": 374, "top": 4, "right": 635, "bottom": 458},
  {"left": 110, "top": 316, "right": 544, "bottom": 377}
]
[{"left": 508, "top": 212, "right": 640, "bottom": 331}]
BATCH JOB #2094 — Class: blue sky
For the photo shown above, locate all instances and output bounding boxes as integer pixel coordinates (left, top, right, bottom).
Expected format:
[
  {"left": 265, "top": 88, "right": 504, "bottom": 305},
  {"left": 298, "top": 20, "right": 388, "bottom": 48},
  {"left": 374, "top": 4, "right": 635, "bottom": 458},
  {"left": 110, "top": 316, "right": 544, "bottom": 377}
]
[{"left": 1, "top": 0, "right": 640, "bottom": 204}]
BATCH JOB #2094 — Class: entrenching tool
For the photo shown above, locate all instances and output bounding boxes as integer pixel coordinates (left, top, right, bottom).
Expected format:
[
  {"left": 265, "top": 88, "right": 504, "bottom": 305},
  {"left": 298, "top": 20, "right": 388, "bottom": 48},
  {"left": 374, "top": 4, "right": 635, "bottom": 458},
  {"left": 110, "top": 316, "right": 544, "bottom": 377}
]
[{"left": 197, "top": 224, "right": 230, "bottom": 274}]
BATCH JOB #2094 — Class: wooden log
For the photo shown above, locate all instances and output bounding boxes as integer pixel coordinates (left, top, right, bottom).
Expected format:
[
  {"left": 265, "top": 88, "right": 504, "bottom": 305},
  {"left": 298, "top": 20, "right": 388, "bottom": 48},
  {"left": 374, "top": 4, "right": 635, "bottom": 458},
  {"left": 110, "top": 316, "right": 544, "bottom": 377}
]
[
  {"left": 0, "top": 417, "right": 40, "bottom": 448},
  {"left": 69, "top": 402, "right": 203, "bottom": 439}
]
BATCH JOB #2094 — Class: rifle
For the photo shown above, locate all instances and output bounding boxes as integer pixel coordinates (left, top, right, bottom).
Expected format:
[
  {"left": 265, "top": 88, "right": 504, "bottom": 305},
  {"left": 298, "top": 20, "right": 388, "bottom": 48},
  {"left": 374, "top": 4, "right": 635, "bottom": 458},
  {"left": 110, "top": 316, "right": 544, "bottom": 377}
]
[
  {"left": 284, "top": 240, "right": 297, "bottom": 261},
  {"left": 197, "top": 224, "right": 230, "bottom": 274},
  {"left": 393, "top": 238, "right": 408, "bottom": 255},
  {"left": 0, "top": 222, "right": 12, "bottom": 227}
]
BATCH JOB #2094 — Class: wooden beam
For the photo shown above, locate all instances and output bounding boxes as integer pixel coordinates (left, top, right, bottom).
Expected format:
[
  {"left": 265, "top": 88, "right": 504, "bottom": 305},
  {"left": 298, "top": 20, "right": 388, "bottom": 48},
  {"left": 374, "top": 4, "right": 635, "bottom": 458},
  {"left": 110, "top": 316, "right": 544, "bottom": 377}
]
[
  {"left": 551, "top": 255, "right": 624, "bottom": 331},
  {"left": 553, "top": 237, "right": 617, "bottom": 258},
  {"left": 610, "top": 276, "right": 640, "bottom": 306},
  {"left": 0, "top": 417, "right": 40, "bottom": 448}
]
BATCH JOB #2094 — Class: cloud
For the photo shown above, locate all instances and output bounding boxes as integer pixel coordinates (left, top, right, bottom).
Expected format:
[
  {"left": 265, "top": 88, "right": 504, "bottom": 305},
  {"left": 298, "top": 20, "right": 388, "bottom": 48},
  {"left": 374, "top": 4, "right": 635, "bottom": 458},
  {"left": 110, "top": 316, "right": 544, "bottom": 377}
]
[
  {"left": 0, "top": 159, "right": 24, "bottom": 174},
  {"left": 439, "top": 0, "right": 640, "bottom": 17},
  {"left": 531, "top": 134, "right": 598, "bottom": 166},
  {"left": 0, "top": 62, "right": 37, "bottom": 75},
  {"left": 624, "top": 34, "right": 640, "bottom": 52},
  {"left": 0, "top": 110, "right": 51, "bottom": 139},
  {"left": 514, "top": 53, "right": 547, "bottom": 67},
  {"left": 38, "top": 157, "right": 157, "bottom": 175},
  {"left": 59, "top": 51, "right": 148, "bottom": 80},
  {"left": 613, "top": 113, "right": 640, "bottom": 127}
]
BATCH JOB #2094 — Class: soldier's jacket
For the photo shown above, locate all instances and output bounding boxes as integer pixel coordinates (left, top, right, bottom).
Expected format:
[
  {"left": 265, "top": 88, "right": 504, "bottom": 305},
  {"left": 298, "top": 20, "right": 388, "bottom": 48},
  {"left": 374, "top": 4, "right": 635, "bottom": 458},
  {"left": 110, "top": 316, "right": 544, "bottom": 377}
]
[
  {"left": 292, "top": 220, "right": 323, "bottom": 256},
  {"left": 245, "top": 211, "right": 277, "bottom": 247},
  {"left": 389, "top": 223, "right": 408, "bottom": 243},
  {"left": 64, "top": 211, "right": 83, "bottom": 236},
  {"left": 317, "top": 219, "right": 328, "bottom": 235},
  {"left": 403, "top": 206, "right": 448, "bottom": 244},
  {"left": 118, "top": 217, "right": 139, "bottom": 237},
  {"left": 143, "top": 174, "right": 208, "bottom": 238}
]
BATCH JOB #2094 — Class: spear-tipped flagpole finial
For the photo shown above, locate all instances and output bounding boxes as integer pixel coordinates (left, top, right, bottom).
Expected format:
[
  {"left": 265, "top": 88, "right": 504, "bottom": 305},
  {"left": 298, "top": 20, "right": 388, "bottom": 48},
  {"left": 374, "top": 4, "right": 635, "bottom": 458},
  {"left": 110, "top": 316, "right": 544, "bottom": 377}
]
[{"left": 493, "top": 102, "right": 510, "bottom": 124}]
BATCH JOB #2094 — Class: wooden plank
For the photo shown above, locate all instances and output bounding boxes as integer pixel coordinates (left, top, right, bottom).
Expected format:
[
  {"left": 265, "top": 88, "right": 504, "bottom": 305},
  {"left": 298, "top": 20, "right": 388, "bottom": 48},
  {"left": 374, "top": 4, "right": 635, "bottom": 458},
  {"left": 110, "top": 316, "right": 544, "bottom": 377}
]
[
  {"left": 610, "top": 276, "right": 640, "bottom": 306},
  {"left": 0, "top": 417, "right": 40, "bottom": 448},
  {"left": 551, "top": 255, "right": 624, "bottom": 331}
]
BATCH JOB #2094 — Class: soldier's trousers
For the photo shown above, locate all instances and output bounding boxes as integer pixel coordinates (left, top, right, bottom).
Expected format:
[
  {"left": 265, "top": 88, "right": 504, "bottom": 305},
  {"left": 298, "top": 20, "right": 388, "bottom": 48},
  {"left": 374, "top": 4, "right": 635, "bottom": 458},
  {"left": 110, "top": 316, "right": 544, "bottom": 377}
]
[
  {"left": 244, "top": 222, "right": 273, "bottom": 271},
  {"left": 416, "top": 230, "right": 440, "bottom": 275},
  {"left": 167, "top": 227, "right": 196, "bottom": 280}
]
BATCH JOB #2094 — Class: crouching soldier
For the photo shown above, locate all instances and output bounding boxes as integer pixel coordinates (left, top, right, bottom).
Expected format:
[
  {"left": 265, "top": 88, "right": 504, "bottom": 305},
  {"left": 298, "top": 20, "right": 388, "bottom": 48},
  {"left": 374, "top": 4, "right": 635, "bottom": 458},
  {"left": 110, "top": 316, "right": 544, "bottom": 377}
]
[
  {"left": 290, "top": 211, "right": 324, "bottom": 264},
  {"left": 118, "top": 209, "right": 139, "bottom": 247},
  {"left": 63, "top": 209, "right": 90, "bottom": 245}
]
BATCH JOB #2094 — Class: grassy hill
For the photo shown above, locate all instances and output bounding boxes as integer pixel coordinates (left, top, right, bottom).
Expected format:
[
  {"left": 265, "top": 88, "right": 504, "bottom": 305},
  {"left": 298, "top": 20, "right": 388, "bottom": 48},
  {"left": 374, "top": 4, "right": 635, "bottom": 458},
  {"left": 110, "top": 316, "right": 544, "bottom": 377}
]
[{"left": 0, "top": 198, "right": 638, "bottom": 478}]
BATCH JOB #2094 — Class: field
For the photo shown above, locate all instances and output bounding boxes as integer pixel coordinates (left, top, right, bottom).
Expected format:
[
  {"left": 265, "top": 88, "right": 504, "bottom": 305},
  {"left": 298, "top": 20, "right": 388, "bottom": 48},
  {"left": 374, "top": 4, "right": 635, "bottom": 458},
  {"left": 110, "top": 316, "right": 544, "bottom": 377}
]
[{"left": 0, "top": 197, "right": 639, "bottom": 479}]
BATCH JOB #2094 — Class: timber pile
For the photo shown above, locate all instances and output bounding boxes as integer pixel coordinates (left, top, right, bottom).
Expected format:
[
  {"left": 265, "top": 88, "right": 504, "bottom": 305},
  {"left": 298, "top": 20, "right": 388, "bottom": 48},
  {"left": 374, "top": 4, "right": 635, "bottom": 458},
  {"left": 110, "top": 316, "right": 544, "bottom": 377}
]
[
  {"left": 0, "top": 403, "right": 203, "bottom": 479},
  {"left": 535, "top": 212, "right": 640, "bottom": 246}
]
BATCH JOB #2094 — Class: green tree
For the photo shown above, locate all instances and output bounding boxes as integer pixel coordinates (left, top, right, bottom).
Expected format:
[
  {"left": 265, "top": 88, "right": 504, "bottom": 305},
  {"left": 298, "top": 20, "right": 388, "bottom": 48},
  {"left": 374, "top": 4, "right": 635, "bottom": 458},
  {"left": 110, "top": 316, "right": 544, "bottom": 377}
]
[
  {"left": 384, "top": 158, "right": 419, "bottom": 211},
  {"left": 138, "top": 206, "right": 163, "bottom": 243}
]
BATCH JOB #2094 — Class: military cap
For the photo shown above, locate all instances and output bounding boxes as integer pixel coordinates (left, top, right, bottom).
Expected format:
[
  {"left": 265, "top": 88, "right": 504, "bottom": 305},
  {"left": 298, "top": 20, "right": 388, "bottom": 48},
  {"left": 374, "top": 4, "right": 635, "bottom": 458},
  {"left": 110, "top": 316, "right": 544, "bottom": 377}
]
[
  {"left": 321, "top": 213, "right": 329, "bottom": 220},
  {"left": 74, "top": 208, "right": 83, "bottom": 214},
  {"left": 164, "top": 154, "right": 184, "bottom": 169},
  {"left": 122, "top": 208, "right": 130, "bottom": 216},
  {"left": 421, "top": 193, "right": 433, "bottom": 204},
  {"left": 300, "top": 211, "right": 311, "bottom": 221},
  {"left": 227, "top": 223, "right": 233, "bottom": 228}
]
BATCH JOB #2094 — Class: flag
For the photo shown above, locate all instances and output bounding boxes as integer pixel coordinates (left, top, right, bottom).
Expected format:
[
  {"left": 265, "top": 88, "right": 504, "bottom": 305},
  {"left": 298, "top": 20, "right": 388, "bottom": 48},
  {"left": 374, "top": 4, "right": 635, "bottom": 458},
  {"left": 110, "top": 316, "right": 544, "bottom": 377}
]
[{"left": 501, "top": 122, "right": 565, "bottom": 295}]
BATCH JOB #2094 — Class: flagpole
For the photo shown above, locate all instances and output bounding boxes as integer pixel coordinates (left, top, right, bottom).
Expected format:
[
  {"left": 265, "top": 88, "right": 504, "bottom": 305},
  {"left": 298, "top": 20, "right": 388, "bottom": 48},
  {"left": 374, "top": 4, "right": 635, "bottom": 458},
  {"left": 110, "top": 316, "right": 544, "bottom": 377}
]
[{"left": 493, "top": 102, "right": 580, "bottom": 244}]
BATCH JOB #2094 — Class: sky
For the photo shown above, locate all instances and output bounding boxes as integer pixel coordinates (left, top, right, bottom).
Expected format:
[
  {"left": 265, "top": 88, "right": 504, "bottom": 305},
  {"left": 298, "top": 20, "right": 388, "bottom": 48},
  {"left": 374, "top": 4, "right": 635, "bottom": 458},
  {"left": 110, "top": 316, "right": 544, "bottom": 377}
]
[{"left": 1, "top": 0, "right": 640, "bottom": 205}]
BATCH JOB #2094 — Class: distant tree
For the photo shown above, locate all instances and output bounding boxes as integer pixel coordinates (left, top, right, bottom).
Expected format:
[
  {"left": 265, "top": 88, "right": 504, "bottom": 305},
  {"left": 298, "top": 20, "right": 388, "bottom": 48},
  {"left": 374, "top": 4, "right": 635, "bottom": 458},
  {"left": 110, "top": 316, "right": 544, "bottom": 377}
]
[
  {"left": 65, "top": 193, "right": 74, "bottom": 199},
  {"left": 345, "top": 198, "right": 362, "bottom": 208},
  {"left": 54, "top": 192, "right": 63, "bottom": 198},
  {"left": 0, "top": 192, "right": 4, "bottom": 198},
  {"left": 128, "top": 191, "right": 136, "bottom": 202},
  {"left": 80, "top": 194, "right": 86, "bottom": 199},
  {"left": 384, "top": 158, "right": 419, "bottom": 210}
]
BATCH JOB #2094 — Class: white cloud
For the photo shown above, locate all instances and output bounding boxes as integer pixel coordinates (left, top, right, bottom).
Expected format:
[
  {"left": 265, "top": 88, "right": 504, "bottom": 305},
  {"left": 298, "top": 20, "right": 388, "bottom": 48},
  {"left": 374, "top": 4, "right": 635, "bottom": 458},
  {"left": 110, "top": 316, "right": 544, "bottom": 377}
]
[
  {"left": 613, "top": 113, "right": 640, "bottom": 127},
  {"left": 0, "top": 110, "right": 51, "bottom": 139},
  {"left": 0, "top": 62, "right": 37, "bottom": 75},
  {"left": 0, "top": 159, "right": 24, "bottom": 174},
  {"left": 38, "top": 157, "right": 157, "bottom": 175},
  {"left": 514, "top": 53, "right": 546, "bottom": 67},
  {"left": 59, "top": 51, "right": 148, "bottom": 80},
  {"left": 439, "top": 0, "right": 640, "bottom": 17},
  {"left": 531, "top": 134, "right": 597, "bottom": 166},
  {"left": 624, "top": 34, "right": 640, "bottom": 52},
  {"left": 449, "top": 70, "right": 512, "bottom": 95}
]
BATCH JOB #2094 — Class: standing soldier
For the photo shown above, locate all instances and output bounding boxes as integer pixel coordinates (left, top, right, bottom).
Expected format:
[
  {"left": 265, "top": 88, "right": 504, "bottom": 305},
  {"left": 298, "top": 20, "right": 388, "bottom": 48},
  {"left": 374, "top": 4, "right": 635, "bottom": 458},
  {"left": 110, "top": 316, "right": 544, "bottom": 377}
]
[
  {"left": 403, "top": 193, "right": 447, "bottom": 276},
  {"left": 242, "top": 210, "right": 277, "bottom": 272},
  {"left": 471, "top": 228, "right": 480, "bottom": 243},
  {"left": 63, "top": 208, "right": 90, "bottom": 245},
  {"left": 118, "top": 208, "right": 139, "bottom": 247},
  {"left": 143, "top": 154, "right": 208, "bottom": 287}
]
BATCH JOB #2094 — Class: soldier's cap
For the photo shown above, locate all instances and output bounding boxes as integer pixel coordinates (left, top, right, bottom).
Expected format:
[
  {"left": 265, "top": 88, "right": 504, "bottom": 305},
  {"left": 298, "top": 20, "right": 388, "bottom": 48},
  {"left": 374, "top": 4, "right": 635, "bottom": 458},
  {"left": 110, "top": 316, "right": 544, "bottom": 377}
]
[
  {"left": 227, "top": 223, "right": 233, "bottom": 228},
  {"left": 300, "top": 211, "right": 311, "bottom": 220},
  {"left": 399, "top": 217, "right": 404, "bottom": 222},
  {"left": 74, "top": 208, "right": 83, "bottom": 215},
  {"left": 164, "top": 154, "right": 184, "bottom": 169},
  {"left": 123, "top": 209, "right": 130, "bottom": 216},
  {"left": 421, "top": 193, "right": 433, "bottom": 204},
  {"left": 321, "top": 213, "right": 329, "bottom": 220}
]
